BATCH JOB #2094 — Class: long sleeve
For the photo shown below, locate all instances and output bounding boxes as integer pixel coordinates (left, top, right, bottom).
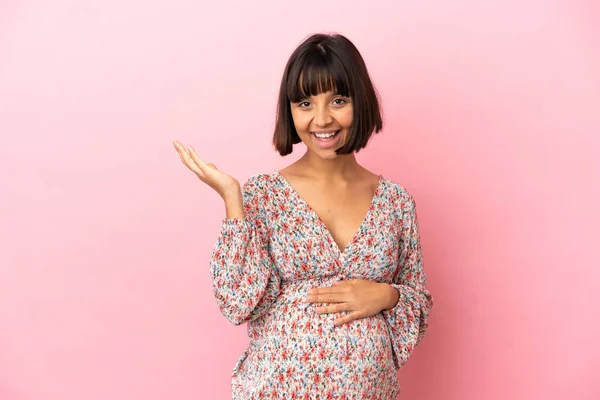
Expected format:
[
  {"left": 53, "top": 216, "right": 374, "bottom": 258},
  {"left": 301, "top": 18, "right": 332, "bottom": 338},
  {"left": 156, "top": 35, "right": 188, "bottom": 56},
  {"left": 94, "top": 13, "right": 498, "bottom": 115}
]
[
  {"left": 381, "top": 193, "right": 433, "bottom": 369},
  {"left": 209, "top": 175, "right": 281, "bottom": 326}
]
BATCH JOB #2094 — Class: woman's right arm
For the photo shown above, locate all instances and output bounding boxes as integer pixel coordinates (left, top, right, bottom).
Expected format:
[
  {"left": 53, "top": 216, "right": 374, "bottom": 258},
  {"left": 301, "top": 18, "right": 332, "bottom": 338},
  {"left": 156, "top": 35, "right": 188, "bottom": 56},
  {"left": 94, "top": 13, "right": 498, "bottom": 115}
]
[
  {"left": 172, "top": 141, "right": 281, "bottom": 326},
  {"left": 209, "top": 175, "right": 281, "bottom": 325}
]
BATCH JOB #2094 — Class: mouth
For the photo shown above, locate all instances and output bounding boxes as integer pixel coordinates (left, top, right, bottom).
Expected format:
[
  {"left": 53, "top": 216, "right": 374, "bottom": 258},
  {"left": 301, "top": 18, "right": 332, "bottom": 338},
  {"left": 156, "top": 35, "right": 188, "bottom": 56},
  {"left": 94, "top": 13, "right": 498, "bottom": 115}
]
[
  {"left": 310, "top": 130, "right": 342, "bottom": 149},
  {"left": 311, "top": 130, "right": 340, "bottom": 139}
]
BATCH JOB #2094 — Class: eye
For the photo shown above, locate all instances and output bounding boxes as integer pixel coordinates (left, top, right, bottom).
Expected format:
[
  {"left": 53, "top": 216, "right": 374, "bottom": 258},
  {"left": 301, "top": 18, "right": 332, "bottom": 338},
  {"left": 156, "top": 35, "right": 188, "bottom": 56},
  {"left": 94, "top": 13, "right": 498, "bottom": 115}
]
[
  {"left": 332, "top": 98, "right": 347, "bottom": 105},
  {"left": 297, "top": 101, "right": 311, "bottom": 108}
]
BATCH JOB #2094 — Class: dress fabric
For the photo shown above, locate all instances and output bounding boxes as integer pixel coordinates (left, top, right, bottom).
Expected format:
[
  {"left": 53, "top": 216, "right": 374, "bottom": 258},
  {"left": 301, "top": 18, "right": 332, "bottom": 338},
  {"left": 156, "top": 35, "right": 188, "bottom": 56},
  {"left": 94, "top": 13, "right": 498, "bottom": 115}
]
[{"left": 210, "top": 171, "right": 433, "bottom": 399}]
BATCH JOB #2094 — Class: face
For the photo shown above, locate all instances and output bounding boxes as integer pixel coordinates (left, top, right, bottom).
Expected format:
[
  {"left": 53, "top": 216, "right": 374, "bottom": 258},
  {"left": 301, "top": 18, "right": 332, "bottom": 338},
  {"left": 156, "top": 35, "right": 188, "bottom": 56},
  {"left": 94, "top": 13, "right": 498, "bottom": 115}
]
[{"left": 290, "top": 91, "right": 353, "bottom": 159}]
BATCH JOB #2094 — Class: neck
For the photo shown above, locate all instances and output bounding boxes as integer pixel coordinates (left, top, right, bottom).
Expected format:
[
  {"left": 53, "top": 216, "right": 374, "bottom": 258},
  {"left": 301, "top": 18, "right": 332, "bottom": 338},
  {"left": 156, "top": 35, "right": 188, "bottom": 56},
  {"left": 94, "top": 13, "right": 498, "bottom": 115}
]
[{"left": 296, "top": 150, "right": 362, "bottom": 181}]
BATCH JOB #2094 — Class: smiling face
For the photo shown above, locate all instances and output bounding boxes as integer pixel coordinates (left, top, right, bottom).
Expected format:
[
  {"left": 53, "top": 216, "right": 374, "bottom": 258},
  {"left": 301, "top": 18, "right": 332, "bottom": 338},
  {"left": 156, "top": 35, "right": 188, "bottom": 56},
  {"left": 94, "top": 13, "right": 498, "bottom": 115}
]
[
  {"left": 290, "top": 91, "right": 353, "bottom": 159},
  {"left": 273, "top": 34, "right": 382, "bottom": 156}
]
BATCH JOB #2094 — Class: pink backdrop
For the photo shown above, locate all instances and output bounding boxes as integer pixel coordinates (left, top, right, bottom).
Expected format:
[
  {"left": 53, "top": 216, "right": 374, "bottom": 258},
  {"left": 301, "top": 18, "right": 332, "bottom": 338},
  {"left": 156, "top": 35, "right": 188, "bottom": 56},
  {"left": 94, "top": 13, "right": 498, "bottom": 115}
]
[{"left": 1, "top": 1, "right": 598, "bottom": 399}]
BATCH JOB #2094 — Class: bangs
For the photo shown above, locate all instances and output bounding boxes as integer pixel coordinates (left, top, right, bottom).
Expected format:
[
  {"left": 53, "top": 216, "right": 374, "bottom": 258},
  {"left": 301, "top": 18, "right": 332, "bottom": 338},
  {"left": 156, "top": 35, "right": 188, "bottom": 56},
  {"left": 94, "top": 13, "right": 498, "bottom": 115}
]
[{"left": 286, "top": 51, "right": 351, "bottom": 103}]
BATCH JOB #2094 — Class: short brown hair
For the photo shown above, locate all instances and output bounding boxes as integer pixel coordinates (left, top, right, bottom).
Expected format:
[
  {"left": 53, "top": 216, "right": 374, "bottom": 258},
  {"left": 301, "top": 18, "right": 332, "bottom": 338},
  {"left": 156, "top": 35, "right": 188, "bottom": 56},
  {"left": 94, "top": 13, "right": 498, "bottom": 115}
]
[{"left": 273, "top": 33, "right": 383, "bottom": 156}]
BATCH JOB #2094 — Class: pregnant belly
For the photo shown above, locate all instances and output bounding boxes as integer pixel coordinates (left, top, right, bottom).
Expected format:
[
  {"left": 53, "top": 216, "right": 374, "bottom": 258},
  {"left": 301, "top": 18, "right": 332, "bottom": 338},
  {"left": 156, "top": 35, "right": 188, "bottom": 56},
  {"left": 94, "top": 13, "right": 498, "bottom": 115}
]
[
  {"left": 244, "top": 278, "right": 397, "bottom": 379},
  {"left": 234, "top": 284, "right": 398, "bottom": 397}
]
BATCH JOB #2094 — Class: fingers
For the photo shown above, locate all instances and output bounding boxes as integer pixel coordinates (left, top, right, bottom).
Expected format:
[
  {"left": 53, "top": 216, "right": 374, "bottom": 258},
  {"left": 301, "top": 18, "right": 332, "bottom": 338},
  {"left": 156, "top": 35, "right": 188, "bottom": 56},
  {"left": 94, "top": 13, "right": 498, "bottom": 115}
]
[
  {"left": 187, "top": 145, "right": 211, "bottom": 172},
  {"left": 308, "top": 285, "right": 350, "bottom": 296},
  {"left": 306, "top": 285, "right": 350, "bottom": 301},
  {"left": 173, "top": 141, "right": 210, "bottom": 179},
  {"left": 334, "top": 312, "right": 364, "bottom": 326},
  {"left": 314, "top": 303, "right": 352, "bottom": 314},
  {"left": 173, "top": 140, "right": 195, "bottom": 166},
  {"left": 305, "top": 293, "right": 350, "bottom": 303},
  {"left": 312, "top": 303, "right": 364, "bottom": 326},
  {"left": 172, "top": 140, "right": 188, "bottom": 162},
  {"left": 331, "top": 280, "right": 351, "bottom": 286}
]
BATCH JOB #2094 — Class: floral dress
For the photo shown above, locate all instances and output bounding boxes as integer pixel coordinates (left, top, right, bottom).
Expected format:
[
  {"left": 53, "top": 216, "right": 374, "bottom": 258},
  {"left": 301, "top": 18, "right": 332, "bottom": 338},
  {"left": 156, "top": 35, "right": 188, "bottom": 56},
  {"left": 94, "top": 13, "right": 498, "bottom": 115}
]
[{"left": 210, "top": 171, "right": 433, "bottom": 399}]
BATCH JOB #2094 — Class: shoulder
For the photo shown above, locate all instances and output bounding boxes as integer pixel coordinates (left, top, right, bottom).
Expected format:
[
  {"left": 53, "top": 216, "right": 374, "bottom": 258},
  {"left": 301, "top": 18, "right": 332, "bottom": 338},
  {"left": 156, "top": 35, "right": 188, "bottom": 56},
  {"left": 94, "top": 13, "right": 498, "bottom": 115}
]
[
  {"left": 240, "top": 172, "right": 279, "bottom": 202},
  {"left": 242, "top": 172, "right": 277, "bottom": 191},
  {"left": 382, "top": 177, "right": 417, "bottom": 213}
]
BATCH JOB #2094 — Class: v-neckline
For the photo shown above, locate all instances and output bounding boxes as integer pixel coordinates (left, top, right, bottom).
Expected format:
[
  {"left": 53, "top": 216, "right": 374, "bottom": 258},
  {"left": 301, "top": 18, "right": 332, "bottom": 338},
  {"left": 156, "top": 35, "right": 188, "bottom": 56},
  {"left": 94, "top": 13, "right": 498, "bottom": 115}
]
[{"left": 274, "top": 170, "right": 384, "bottom": 258}]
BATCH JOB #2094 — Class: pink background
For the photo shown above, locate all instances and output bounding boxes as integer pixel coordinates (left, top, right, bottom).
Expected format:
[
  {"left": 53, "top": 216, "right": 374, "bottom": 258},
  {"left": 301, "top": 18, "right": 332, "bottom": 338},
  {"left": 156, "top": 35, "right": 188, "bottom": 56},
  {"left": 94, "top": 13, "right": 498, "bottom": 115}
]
[{"left": 1, "top": 1, "right": 599, "bottom": 399}]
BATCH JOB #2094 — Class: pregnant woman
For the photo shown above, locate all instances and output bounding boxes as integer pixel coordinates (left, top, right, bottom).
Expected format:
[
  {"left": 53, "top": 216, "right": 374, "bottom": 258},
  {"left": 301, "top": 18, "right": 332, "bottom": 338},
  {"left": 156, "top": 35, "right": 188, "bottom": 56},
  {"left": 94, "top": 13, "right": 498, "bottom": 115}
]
[{"left": 173, "top": 33, "right": 433, "bottom": 399}]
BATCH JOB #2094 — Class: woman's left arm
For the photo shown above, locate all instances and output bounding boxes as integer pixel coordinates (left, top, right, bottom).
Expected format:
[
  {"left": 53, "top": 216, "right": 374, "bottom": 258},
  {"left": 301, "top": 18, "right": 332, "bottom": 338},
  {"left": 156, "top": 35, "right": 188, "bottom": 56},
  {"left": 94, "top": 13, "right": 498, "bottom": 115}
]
[{"left": 380, "top": 193, "right": 433, "bottom": 369}]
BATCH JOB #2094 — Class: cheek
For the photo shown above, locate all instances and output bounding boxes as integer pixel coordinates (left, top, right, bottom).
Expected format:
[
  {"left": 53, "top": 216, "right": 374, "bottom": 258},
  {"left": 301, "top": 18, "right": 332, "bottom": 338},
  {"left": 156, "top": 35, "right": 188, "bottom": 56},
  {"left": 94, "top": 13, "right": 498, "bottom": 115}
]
[
  {"left": 292, "top": 113, "right": 311, "bottom": 133},
  {"left": 339, "top": 108, "right": 353, "bottom": 129}
]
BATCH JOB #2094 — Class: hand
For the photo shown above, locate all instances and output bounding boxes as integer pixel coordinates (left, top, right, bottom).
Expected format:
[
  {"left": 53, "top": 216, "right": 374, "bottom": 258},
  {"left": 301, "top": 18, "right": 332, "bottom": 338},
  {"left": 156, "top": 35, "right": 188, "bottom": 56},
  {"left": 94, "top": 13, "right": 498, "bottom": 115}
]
[
  {"left": 172, "top": 140, "right": 240, "bottom": 200},
  {"left": 305, "top": 279, "right": 400, "bottom": 326}
]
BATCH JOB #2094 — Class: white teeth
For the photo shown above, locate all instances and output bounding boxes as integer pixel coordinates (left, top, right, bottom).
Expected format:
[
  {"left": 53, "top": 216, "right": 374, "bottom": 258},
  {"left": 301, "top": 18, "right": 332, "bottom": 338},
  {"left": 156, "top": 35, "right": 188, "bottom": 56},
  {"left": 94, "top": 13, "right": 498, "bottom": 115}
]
[{"left": 314, "top": 131, "right": 338, "bottom": 138}]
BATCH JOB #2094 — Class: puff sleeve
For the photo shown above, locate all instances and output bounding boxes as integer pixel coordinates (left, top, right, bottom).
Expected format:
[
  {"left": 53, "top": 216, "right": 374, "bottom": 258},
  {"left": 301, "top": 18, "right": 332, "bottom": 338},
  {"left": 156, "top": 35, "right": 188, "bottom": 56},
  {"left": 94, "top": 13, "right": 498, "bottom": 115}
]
[
  {"left": 381, "top": 193, "right": 434, "bottom": 369},
  {"left": 209, "top": 175, "right": 281, "bottom": 325}
]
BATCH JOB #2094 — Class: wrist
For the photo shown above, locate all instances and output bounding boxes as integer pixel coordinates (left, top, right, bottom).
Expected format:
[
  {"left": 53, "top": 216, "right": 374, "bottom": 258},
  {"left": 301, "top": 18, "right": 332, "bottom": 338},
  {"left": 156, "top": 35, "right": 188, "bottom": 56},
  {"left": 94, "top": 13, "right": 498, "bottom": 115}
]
[
  {"left": 381, "top": 283, "right": 400, "bottom": 310},
  {"left": 221, "top": 183, "right": 241, "bottom": 203},
  {"left": 223, "top": 191, "right": 245, "bottom": 220}
]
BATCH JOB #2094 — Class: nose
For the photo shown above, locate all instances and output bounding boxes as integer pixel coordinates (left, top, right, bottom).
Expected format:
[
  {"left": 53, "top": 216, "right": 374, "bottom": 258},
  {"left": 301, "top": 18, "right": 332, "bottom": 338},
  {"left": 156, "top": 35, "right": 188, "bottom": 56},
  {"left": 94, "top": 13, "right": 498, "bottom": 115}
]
[{"left": 314, "top": 104, "right": 333, "bottom": 127}]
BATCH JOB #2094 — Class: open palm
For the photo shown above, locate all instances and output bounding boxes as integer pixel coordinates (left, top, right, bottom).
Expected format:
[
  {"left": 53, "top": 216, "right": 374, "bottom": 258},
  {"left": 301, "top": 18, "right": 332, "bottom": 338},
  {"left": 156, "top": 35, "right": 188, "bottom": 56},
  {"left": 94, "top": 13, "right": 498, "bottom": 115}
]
[{"left": 172, "top": 140, "right": 240, "bottom": 199}]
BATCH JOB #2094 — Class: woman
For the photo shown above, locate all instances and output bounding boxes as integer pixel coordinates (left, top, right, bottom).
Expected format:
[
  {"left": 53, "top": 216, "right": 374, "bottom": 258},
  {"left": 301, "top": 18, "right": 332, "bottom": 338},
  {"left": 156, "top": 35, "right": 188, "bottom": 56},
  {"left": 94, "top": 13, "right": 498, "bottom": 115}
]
[{"left": 173, "top": 33, "right": 433, "bottom": 399}]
